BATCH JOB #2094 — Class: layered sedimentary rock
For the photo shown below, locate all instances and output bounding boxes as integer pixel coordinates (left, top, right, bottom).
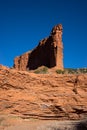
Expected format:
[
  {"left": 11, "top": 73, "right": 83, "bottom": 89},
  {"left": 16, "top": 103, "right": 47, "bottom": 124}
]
[
  {"left": 14, "top": 24, "right": 63, "bottom": 70},
  {"left": 0, "top": 65, "right": 87, "bottom": 120}
]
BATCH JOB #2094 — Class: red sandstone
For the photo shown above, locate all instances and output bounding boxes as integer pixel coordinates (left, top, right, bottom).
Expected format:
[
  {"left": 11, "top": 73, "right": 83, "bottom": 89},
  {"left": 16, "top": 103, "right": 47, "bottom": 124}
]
[{"left": 14, "top": 24, "right": 63, "bottom": 70}]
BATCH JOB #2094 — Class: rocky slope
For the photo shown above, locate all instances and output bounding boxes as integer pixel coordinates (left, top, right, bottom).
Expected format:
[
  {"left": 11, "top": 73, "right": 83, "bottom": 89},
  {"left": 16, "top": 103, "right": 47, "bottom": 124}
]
[{"left": 0, "top": 65, "right": 87, "bottom": 120}]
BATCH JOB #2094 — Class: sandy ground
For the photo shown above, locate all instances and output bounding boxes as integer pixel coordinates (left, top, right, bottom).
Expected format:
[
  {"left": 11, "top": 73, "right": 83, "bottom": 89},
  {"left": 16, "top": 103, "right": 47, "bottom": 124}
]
[{"left": 0, "top": 114, "right": 86, "bottom": 130}]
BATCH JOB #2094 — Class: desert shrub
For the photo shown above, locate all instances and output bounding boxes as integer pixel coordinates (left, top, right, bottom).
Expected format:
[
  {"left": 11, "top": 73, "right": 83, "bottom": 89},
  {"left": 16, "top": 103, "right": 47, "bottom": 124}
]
[
  {"left": 64, "top": 68, "right": 78, "bottom": 74},
  {"left": 65, "top": 68, "right": 87, "bottom": 74},
  {"left": 56, "top": 69, "right": 65, "bottom": 74},
  {"left": 34, "top": 66, "right": 48, "bottom": 74},
  {"left": 78, "top": 68, "right": 87, "bottom": 74}
]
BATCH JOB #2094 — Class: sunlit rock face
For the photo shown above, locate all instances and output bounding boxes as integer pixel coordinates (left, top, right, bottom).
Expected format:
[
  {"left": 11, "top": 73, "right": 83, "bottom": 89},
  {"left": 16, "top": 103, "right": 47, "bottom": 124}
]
[
  {"left": 0, "top": 65, "right": 87, "bottom": 120},
  {"left": 14, "top": 24, "right": 63, "bottom": 70}
]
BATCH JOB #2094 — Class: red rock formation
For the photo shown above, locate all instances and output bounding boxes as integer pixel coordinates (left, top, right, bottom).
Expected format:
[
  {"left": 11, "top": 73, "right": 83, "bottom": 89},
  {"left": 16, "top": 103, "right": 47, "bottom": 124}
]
[
  {"left": 0, "top": 65, "right": 87, "bottom": 120},
  {"left": 14, "top": 52, "right": 30, "bottom": 71},
  {"left": 14, "top": 24, "right": 63, "bottom": 70}
]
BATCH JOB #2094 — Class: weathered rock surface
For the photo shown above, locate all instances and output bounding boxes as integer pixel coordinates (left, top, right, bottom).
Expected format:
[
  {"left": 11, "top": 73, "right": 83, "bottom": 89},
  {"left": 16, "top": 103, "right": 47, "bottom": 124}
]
[
  {"left": 14, "top": 24, "right": 63, "bottom": 70},
  {"left": 0, "top": 65, "right": 87, "bottom": 120}
]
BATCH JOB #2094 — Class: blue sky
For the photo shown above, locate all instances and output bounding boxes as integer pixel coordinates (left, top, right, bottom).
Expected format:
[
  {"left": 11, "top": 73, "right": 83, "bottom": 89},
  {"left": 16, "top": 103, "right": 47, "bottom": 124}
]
[{"left": 0, "top": 0, "right": 87, "bottom": 68}]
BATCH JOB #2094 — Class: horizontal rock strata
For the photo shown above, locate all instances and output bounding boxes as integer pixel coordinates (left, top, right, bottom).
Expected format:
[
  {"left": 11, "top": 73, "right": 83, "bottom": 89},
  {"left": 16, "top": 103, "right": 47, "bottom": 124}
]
[{"left": 0, "top": 65, "right": 87, "bottom": 120}]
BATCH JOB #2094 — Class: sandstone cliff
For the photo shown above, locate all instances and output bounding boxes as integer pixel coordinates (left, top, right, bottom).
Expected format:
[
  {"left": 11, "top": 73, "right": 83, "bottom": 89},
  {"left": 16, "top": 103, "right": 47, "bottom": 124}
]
[
  {"left": 0, "top": 65, "right": 87, "bottom": 120},
  {"left": 14, "top": 24, "right": 63, "bottom": 70}
]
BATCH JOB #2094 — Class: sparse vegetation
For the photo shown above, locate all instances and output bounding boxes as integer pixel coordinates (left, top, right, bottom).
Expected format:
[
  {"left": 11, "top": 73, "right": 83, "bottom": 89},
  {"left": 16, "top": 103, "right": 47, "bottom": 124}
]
[
  {"left": 64, "top": 68, "right": 78, "bottom": 74},
  {"left": 34, "top": 66, "right": 48, "bottom": 74},
  {"left": 66, "top": 68, "right": 87, "bottom": 74},
  {"left": 33, "top": 67, "right": 87, "bottom": 74},
  {"left": 56, "top": 69, "right": 65, "bottom": 74},
  {"left": 56, "top": 68, "right": 87, "bottom": 74},
  {"left": 78, "top": 68, "right": 87, "bottom": 73}
]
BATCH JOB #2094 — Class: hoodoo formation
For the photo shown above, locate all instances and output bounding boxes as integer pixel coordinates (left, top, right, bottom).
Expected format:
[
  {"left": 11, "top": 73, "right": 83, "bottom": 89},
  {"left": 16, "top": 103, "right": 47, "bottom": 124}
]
[{"left": 14, "top": 24, "right": 63, "bottom": 70}]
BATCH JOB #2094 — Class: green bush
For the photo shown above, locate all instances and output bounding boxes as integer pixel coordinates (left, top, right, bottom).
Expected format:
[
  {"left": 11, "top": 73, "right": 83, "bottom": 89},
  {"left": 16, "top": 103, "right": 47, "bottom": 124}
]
[
  {"left": 56, "top": 69, "right": 65, "bottom": 74},
  {"left": 34, "top": 66, "right": 48, "bottom": 74}
]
